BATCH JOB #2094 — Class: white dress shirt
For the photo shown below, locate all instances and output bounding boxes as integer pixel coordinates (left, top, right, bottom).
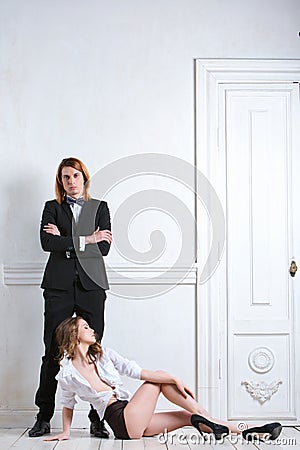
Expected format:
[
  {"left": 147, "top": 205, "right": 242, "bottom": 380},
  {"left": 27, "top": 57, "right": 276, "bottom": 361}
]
[
  {"left": 70, "top": 202, "right": 82, "bottom": 223},
  {"left": 67, "top": 197, "right": 86, "bottom": 251},
  {"left": 56, "top": 347, "right": 142, "bottom": 419}
]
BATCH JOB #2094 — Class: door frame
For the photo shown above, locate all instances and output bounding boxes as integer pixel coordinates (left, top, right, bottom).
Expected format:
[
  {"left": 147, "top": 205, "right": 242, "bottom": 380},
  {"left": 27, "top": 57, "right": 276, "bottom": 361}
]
[{"left": 195, "top": 59, "right": 300, "bottom": 422}]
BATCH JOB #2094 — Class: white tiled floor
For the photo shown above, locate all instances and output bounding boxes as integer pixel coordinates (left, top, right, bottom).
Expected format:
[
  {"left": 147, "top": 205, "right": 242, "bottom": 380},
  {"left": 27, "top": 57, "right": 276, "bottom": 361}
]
[{"left": 1, "top": 426, "right": 299, "bottom": 450}]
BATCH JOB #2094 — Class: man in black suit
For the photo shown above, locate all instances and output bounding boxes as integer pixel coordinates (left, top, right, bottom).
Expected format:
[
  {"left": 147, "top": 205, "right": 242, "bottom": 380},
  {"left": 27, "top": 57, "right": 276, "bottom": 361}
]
[{"left": 29, "top": 157, "right": 112, "bottom": 438}]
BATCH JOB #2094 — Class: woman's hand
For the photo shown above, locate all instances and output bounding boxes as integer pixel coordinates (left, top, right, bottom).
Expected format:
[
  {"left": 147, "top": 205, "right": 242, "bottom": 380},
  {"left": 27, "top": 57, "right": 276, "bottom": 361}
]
[
  {"left": 141, "top": 369, "right": 195, "bottom": 399},
  {"left": 44, "top": 407, "right": 72, "bottom": 441},
  {"left": 85, "top": 227, "right": 112, "bottom": 245},
  {"left": 44, "top": 431, "right": 70, "bottom": 441},
  {"left": 174, "top": 378, "right": 195, "bottom": 399},
  {"left": 43, "top": 223, "right": 61, "bottom": 236}
]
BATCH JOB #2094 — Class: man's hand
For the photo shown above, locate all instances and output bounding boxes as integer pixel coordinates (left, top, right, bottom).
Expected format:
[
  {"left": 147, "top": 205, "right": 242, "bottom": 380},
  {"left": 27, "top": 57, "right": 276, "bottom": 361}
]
[
  {"left": 43, "top": 224, "right": 61, "bottom": 236},
  {"left": 85, "top": 227, "right": 112, "bottom": 245}
]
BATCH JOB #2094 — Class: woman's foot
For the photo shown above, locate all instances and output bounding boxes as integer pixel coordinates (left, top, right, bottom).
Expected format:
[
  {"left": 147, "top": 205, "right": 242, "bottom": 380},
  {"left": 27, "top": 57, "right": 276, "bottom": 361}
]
[
  {"left": 242, "top": 422, "right": 282, "bottom": 441},
  {"left": 191, "top": 414, "right": 229, "bottom": 440}
]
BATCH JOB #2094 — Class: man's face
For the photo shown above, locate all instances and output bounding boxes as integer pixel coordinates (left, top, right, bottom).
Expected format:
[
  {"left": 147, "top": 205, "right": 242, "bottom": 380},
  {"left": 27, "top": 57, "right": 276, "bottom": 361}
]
[{"left": 61, "top": 166, "right": 84, "bottom": 199}]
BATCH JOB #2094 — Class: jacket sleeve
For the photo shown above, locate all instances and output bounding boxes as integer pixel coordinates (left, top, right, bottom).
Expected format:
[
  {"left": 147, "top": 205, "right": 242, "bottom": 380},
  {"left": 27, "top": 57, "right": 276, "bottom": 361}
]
[
  {"left": 105, "top": 347, "right": 142, "bottom": 379},
  {"left": 40, "top": 201, "right": 76, "bottom": 253},
  {"left": 79, "top": 201, "right": 111, "bottom": 257},
  {"left": 96, "top": 201, "right": 111, "bottom": 256}
]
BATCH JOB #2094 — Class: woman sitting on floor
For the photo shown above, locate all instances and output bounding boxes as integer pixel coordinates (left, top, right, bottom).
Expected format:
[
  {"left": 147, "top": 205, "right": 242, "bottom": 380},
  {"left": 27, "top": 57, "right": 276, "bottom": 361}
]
[{"left": 45, "top": 316, "right": 282, "bottom": 442}]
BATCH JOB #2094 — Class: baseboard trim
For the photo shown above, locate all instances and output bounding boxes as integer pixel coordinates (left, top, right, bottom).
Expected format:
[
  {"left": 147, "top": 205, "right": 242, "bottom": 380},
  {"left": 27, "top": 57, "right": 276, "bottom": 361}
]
[{"left": 0, "top": 409, "right": 95, "bottom": 428}]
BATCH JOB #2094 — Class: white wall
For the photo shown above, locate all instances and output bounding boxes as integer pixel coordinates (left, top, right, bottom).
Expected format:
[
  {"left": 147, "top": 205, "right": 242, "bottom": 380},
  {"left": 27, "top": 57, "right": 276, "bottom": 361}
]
[{"left": 0, "top": 0, "right": 299, "bottom": 427}]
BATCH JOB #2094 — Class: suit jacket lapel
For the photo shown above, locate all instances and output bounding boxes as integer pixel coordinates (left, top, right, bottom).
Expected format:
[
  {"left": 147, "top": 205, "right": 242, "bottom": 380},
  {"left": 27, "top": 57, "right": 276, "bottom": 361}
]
[{"left": 61, "top": 200, "right": 74, "bottom": 222}]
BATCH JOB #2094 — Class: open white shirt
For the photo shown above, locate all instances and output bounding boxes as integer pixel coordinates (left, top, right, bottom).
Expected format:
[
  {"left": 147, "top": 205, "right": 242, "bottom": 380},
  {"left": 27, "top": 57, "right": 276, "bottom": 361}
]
[{"left": 56, "top": 347, "right": 142, "bottom": 420}]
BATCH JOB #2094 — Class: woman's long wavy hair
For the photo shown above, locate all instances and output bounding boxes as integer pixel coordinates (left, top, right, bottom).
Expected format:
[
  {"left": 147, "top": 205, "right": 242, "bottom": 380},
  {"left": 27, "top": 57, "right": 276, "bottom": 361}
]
[
  {"left": 55, "top": 157, "right": 91, "bottom": 204},
  {"left": 55, "top": 316, "right": 103, "bottom": 364}
]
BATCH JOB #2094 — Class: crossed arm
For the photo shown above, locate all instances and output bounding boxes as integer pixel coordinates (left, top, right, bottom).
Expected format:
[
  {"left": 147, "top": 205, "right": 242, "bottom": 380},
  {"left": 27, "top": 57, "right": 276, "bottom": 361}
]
[
  {"left": 44, "top": 223, "right": 112, "bottom": 246},
  {"left": 41, "top": 201, "right": 112, "bottom": 253}
]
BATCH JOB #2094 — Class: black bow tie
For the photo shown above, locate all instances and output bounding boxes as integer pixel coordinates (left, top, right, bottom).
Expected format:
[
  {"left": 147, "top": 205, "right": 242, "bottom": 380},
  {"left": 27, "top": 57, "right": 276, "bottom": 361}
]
[{"left": 66, "top": 196, "right": 85, "bottom": 207}]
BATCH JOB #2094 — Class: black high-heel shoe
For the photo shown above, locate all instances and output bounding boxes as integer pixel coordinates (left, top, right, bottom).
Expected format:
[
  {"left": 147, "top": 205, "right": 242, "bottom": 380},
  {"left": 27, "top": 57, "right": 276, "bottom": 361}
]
[
  {"left": 191, "top": 414, "right": 229, "bottom": 440},
  {"left": 242, "top": 422, "right": 282, "bottom": 441}
]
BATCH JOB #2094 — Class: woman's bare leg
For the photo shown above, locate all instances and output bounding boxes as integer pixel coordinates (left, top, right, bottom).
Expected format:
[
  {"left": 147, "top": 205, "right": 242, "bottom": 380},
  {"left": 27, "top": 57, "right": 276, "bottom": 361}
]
[
  {"left": 124, "top": 383, "right": 192, "bottom": 438},
  {"left": 161, "top": 384, "right": 242, "bottom": 434},
  {"left": 143, "top": 410, "right": 191, "bottom": 436},
  {"left": 123, "top": 381, "right": 162, "bottom": 439},
  {"left": 124, "top": 381, "right": 242, "bottom": 438}
]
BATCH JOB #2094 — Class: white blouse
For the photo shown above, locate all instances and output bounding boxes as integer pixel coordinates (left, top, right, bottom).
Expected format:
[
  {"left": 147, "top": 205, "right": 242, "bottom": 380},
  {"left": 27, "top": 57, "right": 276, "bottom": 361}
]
[{"left": 56, "top": 347, "right": 142, "bottom": 420}]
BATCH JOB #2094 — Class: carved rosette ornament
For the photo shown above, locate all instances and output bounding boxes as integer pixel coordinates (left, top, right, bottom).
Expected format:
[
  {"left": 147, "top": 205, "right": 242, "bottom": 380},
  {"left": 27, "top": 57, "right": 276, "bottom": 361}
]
[
  {"left": 241, "top": 380, "right": 283, "bottom": 404},
  {"left": 248, "top": 347, "right": 275, "bottom": 374}
]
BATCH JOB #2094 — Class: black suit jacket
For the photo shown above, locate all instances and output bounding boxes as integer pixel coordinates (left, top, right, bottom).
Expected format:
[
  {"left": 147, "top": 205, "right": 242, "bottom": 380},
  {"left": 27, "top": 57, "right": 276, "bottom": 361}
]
[{"left": 40, "top": 199, "right": 111, "bottom": 291}]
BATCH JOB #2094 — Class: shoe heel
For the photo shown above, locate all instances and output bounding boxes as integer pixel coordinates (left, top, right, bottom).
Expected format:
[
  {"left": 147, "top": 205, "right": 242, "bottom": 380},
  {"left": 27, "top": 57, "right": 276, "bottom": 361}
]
[
  {"left": 242, "top": 423, "right": 282, "bottom": 442},
  {"left": 191, "top": 414, "right": 229, "bottom": 440},
  {"left": 270, "top": 425, "right": 282, "bottom": 440}
]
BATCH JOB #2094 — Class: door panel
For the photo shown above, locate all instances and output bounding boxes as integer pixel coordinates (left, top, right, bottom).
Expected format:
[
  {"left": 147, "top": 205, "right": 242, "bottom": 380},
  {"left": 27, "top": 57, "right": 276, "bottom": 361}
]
[
  {"left": 231, "top": 334, "right": 291, "bottom": 417},
  {"left": 196, "top": 60, "right": 300, "bottom": 424},
  {"left": 225, "top": 85, "right": 297, "bottom": 420}
]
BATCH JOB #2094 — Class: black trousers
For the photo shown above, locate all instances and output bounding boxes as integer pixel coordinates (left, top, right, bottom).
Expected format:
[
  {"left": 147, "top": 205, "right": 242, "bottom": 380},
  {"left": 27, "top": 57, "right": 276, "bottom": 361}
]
[{"left": 35, "top": 275, "right": 106, "bottom": 422}]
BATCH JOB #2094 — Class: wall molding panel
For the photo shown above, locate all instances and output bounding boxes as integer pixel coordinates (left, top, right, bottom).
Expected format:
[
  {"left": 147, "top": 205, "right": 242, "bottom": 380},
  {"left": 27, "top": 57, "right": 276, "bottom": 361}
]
[
  {"left": 241, "top": 380, "right": 283, "bottom": 404},
  {"left": 3, "top": 263, "right": 197, "bottom": 286}
]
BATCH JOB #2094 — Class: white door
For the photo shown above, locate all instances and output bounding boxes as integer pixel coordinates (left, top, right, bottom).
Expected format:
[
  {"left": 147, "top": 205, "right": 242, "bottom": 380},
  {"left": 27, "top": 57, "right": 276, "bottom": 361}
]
[
  {"left": 195, "top": 60, "right": 300, "bottom": 425},
  {"left": 223, "top": 83, "right": 300, "bottom": 422}
]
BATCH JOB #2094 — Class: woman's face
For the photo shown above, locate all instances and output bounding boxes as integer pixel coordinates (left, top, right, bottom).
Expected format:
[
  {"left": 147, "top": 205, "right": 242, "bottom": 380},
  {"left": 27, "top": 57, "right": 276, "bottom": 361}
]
[{"left": 77, "top": 319, "right": 96, "bottom": 345}]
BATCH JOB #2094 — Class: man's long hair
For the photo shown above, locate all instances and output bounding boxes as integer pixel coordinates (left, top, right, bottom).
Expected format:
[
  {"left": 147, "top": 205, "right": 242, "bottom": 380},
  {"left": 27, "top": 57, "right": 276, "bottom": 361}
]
[
  {"left": 55, "top": 316, "right": 103, "bottom": 364},
  {"left": 55, "top": 157, "right": 91, "bottom": 204}
]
